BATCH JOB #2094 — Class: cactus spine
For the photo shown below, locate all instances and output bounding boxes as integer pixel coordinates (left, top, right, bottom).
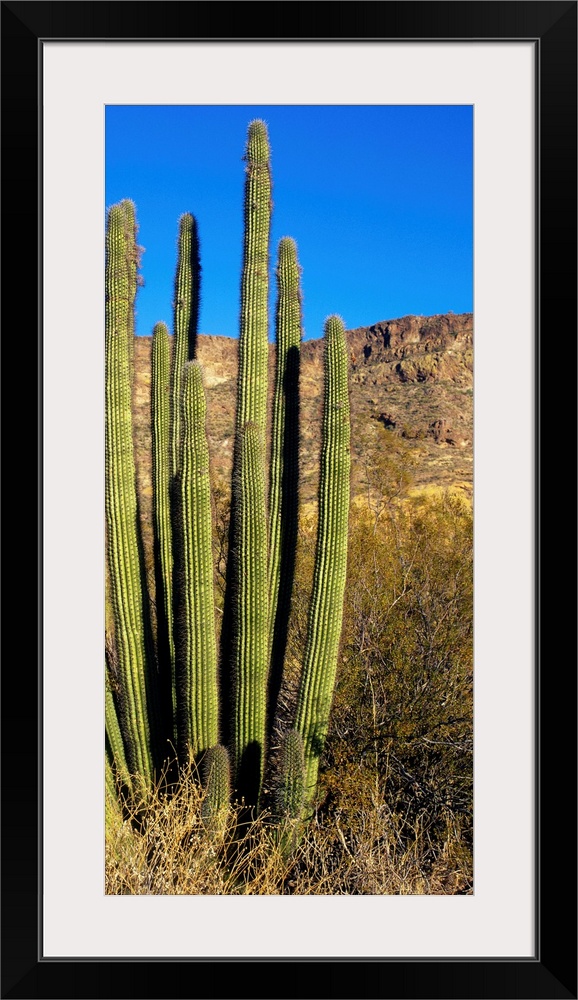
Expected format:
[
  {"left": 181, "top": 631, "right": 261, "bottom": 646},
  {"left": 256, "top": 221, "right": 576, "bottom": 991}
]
[
  {"left": 174, "top": 361, "right": 218, "bottom": 763},
  {"left": 105, "top": 201, "right": 152, "bottom": 786},
  {"left": 295, "top": 315, "right": 351, "bottom": 810}
]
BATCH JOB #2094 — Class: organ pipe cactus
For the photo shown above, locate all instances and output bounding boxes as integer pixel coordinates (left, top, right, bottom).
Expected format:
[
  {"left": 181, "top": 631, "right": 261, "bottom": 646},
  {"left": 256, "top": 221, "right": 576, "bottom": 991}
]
[
  {"left": 276, "top": 729, "right": 305, "bottom": 821},
  {"left": 295, "top": 315, "right": 351, "bottom": 812},
  {"left": 174, "top": 361, "right": 219, "bottom": 764},
  {"left": 276, "top": 728, "right": 306, "bottom": 857},
  {"left": 105, "top": 757, "right": 124, "bottom": 834},
  {"left": 232, "top": 422, "right": 269, "bottom": 805},
  {"left": 228, "top": 119, "right": 271, "bottom": 804},
  {"left": 151, "top": 321, "right": 176, "bottom": 732},
  {"left": 105, "top": 200, "right": 152, "bottom": 787},
  {"left": 236, "top": 119, "right": 271, "bottom": 442},
  {"left": 105, "top": 679, "right": 130, "bottom": 792},
  {"left": 121, "top": 198, "right": 139, "bottom": 376},
  {"left": 201, "top": 744, "right": 231, "bottom": 835},
  {"left": 170, "top": 213, "right": 201, "bottom": 479},
  {"left": 105, "top": 119, "right": 351, "bottom": 828}
]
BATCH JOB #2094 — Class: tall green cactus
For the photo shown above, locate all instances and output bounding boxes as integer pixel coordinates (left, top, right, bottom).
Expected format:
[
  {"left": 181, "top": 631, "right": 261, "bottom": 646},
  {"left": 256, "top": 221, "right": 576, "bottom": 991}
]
[
  {"left": 105, "top": 201, "right": 152, "bottom": 787},
  {"left": 151, "top": 321, "right": 176, "bottom": 735},
  {"left": 236, "top": 119, "right": 271, "bottom": 442},
  {"left": 228, "top": 120, "right": 272, "bottom": 805},
  {"left": 105, "top": 756, "right": 124, "bottom": 833},
  {"left": 170, "top": 213, "right": 201, "bottom": 480},
  {"left": 232, "top": 422, "right": 269, "bottom": 805},
  {"left": 121, "top": 198, "right": 139, "bottom": 376},
  {"left": 201, "top": 744, "right": 231, "bottom": 835},
  {"left": 105, "top": 677, "right": 131, "bottom": 792},
  {"left": 294, "top": 315, "right": 351, "bottom": 811},
  {"left": 276, "top": 728, "right": 305, "bottom": 821},
  {"left": 174, "top": 361, "right": 219, "bottom": 763}
]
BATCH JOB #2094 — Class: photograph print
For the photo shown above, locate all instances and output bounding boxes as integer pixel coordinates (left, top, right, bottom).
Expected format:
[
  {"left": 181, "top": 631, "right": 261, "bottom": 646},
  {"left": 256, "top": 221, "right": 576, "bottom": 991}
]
[{"left": 104, "top": 104, "right": 473, "bottom": 896}]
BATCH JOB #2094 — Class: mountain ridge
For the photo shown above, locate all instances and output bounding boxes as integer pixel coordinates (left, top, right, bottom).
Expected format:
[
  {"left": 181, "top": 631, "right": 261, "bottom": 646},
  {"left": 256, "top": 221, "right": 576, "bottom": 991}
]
[{"left": 132, "top": 311, "right": 473, "bottom": 531}]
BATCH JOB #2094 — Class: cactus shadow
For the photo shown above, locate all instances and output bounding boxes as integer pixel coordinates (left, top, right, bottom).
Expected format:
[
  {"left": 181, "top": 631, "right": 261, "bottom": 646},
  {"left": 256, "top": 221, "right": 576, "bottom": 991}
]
[
  {"left": 134, "top": 495, "right": 170, "bottom": 777},
  {"left": 267, "top": 343, "right": 300, "bottom": 741},
  {"left": 152, "top": 529, "right": 177, "bottom": 768},
  {"left": 235, "top": 741, "right": 263, "bottom": 812}
]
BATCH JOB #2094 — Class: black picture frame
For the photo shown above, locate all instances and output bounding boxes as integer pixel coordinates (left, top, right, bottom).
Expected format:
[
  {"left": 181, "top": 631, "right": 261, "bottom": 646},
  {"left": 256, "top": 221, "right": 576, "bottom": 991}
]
[{"left": 3, "top": 2, "right": 576, "bottom": 997}]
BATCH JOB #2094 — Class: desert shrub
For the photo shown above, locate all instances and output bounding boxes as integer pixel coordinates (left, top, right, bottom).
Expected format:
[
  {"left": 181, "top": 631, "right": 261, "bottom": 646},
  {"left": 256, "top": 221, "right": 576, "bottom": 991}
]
[
  {"left": 269, "top": 426, "right": 473, "bottom": 890},
  {"left": 322, "top": 489, "right": 473, "bottom": 867},
  {"left": 280, "top": 420, "right": 473, "bottom": 886}
]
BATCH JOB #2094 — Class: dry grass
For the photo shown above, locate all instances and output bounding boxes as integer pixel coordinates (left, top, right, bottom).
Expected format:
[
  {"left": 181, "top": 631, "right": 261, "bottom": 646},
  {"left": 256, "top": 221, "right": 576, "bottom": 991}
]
[{"left": 106, "top": 764, "right": 472, "bottom": 896}]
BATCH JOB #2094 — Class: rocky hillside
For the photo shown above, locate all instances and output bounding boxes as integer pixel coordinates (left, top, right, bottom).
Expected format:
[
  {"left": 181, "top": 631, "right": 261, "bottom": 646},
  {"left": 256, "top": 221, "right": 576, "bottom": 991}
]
[{"left": 132, "top": 312, "right": 473, "bottom": 535}]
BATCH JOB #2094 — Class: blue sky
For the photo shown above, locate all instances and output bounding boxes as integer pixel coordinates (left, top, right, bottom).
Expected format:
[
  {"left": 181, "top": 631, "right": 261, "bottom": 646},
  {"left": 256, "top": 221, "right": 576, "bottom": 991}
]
[{"left": 105, "top": 105, "right": 472, "bottom": 341}]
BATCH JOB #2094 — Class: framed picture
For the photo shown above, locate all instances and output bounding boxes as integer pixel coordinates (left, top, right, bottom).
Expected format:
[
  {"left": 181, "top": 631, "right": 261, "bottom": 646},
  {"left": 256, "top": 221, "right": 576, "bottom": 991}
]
[{"left": 4, "top": 2, "right": 575, "bottom": 997}]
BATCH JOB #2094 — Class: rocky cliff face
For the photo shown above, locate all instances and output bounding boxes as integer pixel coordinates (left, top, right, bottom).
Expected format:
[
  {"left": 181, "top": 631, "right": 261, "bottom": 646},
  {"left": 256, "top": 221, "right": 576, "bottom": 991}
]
[
  {"left": 347, "top": 312, "right": 472, "bottom": 369},
  {"left": 347, "top": 313, "right": 472, "bottom": 387},
  {"left": 133, "top": 312, "right": 473, "bottom": 530}
]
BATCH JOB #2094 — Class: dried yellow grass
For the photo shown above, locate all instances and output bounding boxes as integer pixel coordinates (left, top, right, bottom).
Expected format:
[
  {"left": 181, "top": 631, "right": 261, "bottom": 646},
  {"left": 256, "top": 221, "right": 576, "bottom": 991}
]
[{"left": 105, "top": 763, "right": 472, "bottom": 896}]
